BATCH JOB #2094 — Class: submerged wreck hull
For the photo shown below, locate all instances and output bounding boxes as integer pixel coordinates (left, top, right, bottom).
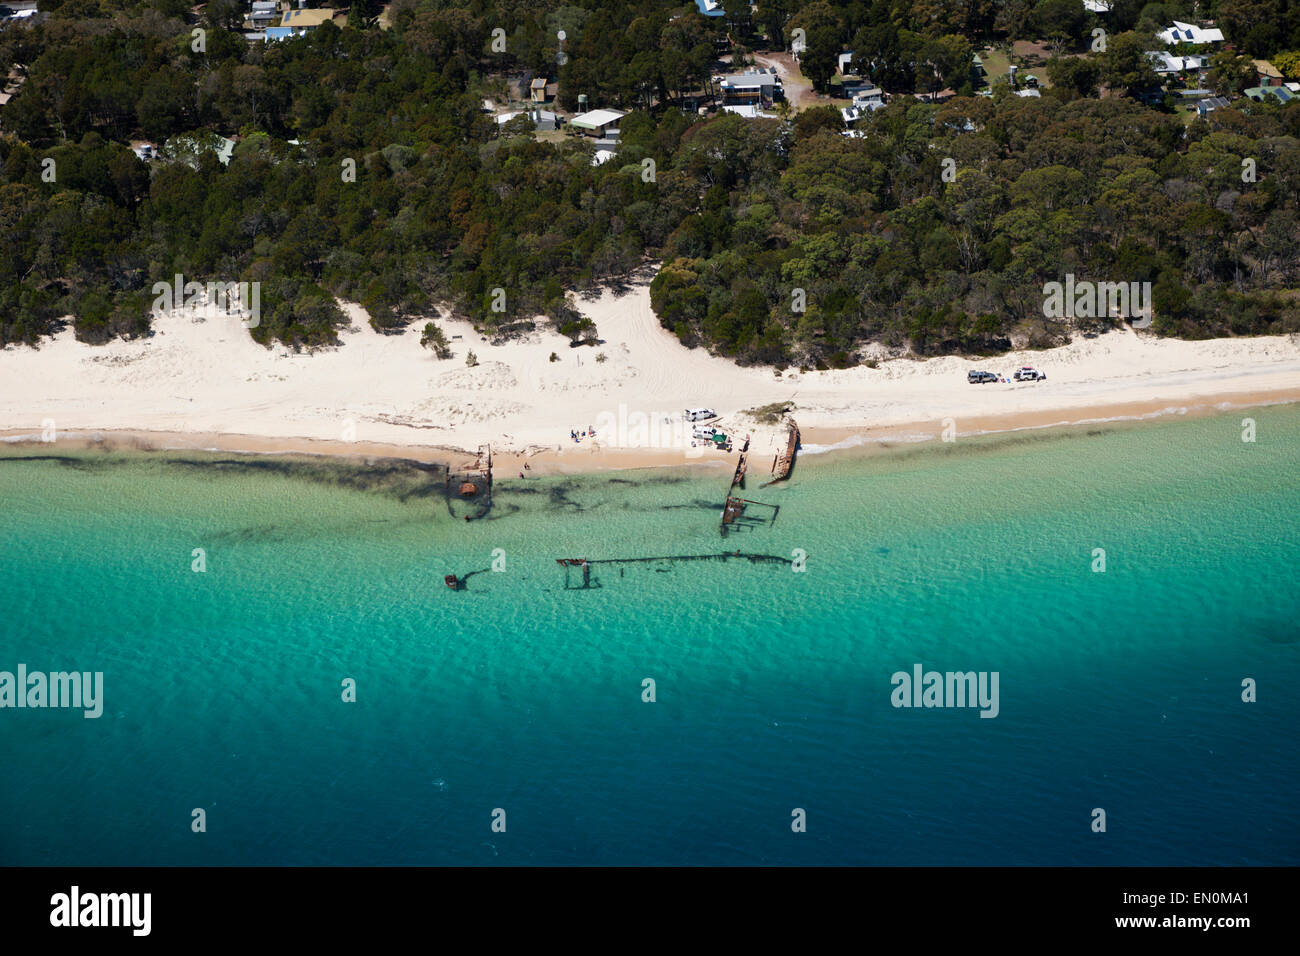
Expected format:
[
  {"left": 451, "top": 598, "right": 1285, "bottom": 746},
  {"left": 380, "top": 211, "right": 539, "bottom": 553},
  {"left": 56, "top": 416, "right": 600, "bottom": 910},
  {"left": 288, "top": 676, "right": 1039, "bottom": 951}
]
[
  {"left": 763, "top": 418, "right": 800, "bottom": 486},
  {"left": 445, "top": 444, "right": 493, "bottom": 520}
]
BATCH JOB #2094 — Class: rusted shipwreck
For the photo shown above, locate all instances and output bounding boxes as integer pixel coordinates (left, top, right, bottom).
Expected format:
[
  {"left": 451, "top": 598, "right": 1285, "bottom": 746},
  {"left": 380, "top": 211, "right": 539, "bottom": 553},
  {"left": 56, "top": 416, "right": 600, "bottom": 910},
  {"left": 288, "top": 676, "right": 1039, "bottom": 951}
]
[
  {"left": 720, "top": 432, "right": 780, "bottom": 535},
  {"left": 445, "top": 444, "right": 492, "bottom": 520},
  {"left": 762, "top": 417, "right": 800, "bottom": 487}
]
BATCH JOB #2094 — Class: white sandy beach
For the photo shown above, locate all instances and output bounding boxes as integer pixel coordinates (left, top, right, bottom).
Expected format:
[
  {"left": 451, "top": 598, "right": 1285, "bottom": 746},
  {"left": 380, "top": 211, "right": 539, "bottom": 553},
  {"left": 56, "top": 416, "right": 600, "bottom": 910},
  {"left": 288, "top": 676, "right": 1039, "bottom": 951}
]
[{"left": 2, "top": 281, "right": 1300, "bottom": 472}]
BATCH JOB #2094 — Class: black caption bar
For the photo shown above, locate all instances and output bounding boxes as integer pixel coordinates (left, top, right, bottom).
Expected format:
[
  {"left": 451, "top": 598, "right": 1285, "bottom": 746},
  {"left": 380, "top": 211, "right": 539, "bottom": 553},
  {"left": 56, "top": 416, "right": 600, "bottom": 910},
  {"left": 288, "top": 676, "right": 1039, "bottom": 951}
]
[{"left": 0, "top": 866, "right": 1282, "bottom": 942}]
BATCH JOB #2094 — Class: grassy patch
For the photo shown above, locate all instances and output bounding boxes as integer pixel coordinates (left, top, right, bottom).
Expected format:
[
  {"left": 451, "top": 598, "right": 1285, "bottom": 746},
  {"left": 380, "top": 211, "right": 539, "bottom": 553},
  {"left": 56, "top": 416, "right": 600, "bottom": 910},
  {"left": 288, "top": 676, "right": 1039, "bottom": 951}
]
[{"left": 744, "top": 401, "right": 795, "bottom": 424}]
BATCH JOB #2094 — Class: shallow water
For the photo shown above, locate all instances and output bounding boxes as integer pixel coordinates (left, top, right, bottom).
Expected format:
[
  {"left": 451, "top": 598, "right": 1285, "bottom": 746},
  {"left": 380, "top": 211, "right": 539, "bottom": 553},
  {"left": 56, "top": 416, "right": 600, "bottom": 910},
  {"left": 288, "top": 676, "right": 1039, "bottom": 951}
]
[{"left": 2, "top": 407, "right": 1297, "bottom": 865}]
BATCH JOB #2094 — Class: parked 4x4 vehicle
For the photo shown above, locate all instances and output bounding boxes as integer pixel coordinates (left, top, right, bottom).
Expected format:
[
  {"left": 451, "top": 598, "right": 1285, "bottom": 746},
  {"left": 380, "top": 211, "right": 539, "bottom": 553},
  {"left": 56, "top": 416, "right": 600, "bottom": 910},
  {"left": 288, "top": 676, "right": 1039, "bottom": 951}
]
[
  {"left": 967, "top": 370, "right": 998, "bottom": 384},
  {"left": 1013, "top": 367, "right": 1045, "bottom": 382}
]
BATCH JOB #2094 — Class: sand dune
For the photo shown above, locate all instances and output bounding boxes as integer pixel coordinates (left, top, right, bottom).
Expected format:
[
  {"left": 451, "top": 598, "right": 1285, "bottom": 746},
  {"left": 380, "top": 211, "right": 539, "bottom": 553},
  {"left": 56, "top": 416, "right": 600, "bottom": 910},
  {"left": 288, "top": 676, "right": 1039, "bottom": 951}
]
[{"left": 2, "top": 282, "right": 1299, "bottom": 471}]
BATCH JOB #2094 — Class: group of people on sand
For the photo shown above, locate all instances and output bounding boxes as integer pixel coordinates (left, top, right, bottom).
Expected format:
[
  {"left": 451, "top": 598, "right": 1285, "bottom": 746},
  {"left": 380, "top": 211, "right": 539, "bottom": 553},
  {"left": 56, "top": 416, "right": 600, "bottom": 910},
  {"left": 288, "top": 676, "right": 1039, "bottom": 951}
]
[{"left": 569, "top": 426, "right": 596, "bottom": 444}]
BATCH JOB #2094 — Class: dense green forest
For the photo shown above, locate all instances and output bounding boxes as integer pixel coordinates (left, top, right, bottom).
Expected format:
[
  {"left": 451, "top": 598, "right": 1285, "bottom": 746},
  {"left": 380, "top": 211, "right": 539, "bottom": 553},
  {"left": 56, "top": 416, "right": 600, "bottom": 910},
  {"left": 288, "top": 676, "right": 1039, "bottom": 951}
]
[
  {"left": 2, "top": 0, "right": 1299, "bottom": 366},
  {"left": 654, "top": 98, "right": 1300, "bottom": 363}
]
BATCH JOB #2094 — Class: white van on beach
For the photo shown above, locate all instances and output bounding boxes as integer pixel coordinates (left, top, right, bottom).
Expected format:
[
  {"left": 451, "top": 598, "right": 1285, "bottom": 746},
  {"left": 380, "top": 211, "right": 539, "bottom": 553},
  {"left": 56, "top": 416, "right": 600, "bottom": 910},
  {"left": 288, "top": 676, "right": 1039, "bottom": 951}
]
[{"left": 684, "top": 408, "right": 717, "bottom": 422}]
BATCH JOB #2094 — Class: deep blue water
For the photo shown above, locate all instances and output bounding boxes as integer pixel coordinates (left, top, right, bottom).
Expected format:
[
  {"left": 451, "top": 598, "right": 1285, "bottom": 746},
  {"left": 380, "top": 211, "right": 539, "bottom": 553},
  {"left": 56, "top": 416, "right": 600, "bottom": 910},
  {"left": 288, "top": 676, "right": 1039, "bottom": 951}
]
[{"left": 2, "top": 407, "right": 1298, "bottom": 864}]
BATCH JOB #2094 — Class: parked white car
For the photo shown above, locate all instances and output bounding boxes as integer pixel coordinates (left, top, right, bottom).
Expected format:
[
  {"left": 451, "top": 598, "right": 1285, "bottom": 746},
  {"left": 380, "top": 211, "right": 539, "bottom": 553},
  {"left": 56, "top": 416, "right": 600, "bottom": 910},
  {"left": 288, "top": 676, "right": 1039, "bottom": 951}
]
[
  {"left": 1013, "top": 367, "right": 1046, "bottom": 382},
  {"left": 684, "top": 407, "right": 717, "bottom": 422}
]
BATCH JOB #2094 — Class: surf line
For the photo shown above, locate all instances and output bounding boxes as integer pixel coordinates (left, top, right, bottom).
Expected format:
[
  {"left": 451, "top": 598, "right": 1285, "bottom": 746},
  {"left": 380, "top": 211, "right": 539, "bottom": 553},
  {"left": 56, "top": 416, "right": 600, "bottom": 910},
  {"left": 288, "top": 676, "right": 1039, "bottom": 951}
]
[{"left": 0, "top": 665, "right": 104, "bottom": 718}]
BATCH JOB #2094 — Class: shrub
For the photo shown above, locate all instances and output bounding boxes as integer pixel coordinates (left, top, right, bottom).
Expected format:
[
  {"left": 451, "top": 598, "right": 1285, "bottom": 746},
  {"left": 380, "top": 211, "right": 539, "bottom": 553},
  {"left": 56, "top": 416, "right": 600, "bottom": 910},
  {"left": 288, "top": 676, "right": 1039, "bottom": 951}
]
[{"left": 420, "top": 321, "right": 452, "bottom": 359}]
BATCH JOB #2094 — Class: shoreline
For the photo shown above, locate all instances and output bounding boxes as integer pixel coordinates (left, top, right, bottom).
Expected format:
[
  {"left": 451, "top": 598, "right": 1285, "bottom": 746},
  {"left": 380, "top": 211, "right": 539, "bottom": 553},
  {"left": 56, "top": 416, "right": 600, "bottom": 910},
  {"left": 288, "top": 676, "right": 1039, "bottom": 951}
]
[
  {"left": 792, "top": 389, "right": 1300, "bottom": 457},
  {"left": 3, "top": 280, "right": 1300, "bottom": 475},
  {"left": 5, "top": 389, "right": 1296, "bottom": 475}
]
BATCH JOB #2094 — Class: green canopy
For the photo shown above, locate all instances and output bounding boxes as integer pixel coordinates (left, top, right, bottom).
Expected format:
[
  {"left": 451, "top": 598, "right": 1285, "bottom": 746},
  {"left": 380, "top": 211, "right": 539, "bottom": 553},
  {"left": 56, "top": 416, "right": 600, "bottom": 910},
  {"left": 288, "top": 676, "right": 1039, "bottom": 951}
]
[{"left": 711, "top": 433, "right": 728, "bottom": 443}]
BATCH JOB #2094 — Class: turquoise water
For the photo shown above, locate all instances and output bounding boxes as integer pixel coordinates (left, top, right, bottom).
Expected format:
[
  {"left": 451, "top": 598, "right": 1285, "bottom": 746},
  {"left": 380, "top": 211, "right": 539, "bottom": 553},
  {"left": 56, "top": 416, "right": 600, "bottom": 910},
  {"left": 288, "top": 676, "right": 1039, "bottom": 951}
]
[{"left": 2, "top": 408, "right": 1298, "bottom": 865}]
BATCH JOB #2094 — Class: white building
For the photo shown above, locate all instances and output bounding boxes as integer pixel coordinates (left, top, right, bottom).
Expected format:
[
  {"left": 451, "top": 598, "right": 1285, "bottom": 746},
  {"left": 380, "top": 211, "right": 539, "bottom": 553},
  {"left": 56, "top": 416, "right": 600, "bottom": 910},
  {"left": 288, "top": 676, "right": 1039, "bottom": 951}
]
[
  {"left": 1158, "top": 21, "right": 1225, "bottom": 45},
  {"left": 853, "top": 86, "right": 885, "bottom": 108},
  {"left": 1148, "top": 51, "right": 1210, "bottom": 74},
  {"left": 569, "top": 108, "right": 626, "bottom": 137},
  {"left": 495, "top": 109, "right": 559, "bottom": 132},
  {"left": 840, "top": 91, "right": 885, "bottom": 126},
  {"left": 161, "top": 133, "right": 237, "bottom": 167},
  {"left": 722, "top": 104, "right": 775, "bottom": 118}
]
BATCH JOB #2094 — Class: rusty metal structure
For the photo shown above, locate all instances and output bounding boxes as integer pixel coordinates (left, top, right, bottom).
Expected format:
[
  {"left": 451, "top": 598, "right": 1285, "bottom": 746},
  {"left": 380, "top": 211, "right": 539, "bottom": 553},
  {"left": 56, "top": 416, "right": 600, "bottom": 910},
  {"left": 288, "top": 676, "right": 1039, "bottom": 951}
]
[
  {"left": 556, "top": 558, "right": 593, "bottom": 589},
  {"left": 720, "top": 433, "right": 779, "bottom": 535},
  {"left": 445, "top": 444, "right": 492, "bottom": 520},
  {"left": 761, "top": 417, "right": 799, "bottom": 487},
  {"left": 555, "top": 551, "right": 791, "bottom": 589}
]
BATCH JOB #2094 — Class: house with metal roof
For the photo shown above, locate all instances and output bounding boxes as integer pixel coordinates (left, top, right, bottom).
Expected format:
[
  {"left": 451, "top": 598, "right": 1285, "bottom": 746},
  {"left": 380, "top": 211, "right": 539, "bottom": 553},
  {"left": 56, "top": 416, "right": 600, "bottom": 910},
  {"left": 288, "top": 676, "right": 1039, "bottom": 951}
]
[
  {"left": 161, "top": 132, "right": 238, "bottom": 167},
  {"left": 1254, "top": 60, "right": 1285, "bottom": 87},
  {"left": 720, "top": 70, "right": 784, "bottom": 107},
  {"left": 853, "top": 89, "right": 885, "bottom": 111},
  {"left": 278, "top": 7, "right": 346, "bottom": 35},
  {"left": 1244, "top": 85, "right": 1293, "bottom": 104},
  {"left": 248, "top": 1, "right": 279, "bottom": 27},
  {"left": 1158, "top": 21, "right": 1224, "bottom": 45},
  {"left": 495, "top": 109, "right": 560, "bottom": 132},
  {"left": 1148, "top": 51, "right": 1209, "bottom": 75},
  {"left": 569, "top": 109, "right": 626, "bottom": 137},
  {"left": 1196, "top": 96, "right": 1230, "bottom": 117}
]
